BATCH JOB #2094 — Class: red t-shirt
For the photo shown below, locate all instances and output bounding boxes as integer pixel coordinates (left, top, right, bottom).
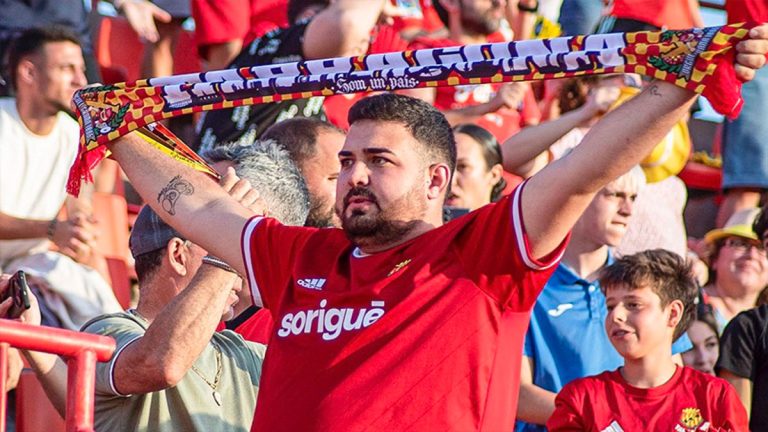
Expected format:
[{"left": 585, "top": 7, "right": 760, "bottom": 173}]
[
  {"left": 241, "top": 184, "right": 566, "bottom": 431},
  {"left": 408, "top": 37, "right": 541, "bottom": 142},
  {"left": 235, "top": 308, "right": 273, "bottom": 345},
  {"left": 390, "top": 0, "right": 444, "bottom": 35},
  {"left": 726, "top": 0, "right": 768, "bottom": 23},
  {"left": 547, "top": 366, "right": 749, "bottom": 431},
  {"left": 246, "top": 0, "right": 288, "bottom": 43},
  {"left": 611, "top": 0, "right": 696, "bottom": 30}
]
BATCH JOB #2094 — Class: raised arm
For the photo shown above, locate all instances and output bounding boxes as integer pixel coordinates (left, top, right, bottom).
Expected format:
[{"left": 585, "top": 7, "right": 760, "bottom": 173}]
[
  {"left": 303, "top": 0, "right": 388, "bottom": 60},
  {"left": 521, "top": 25, "right": 768, "bottom": 259},
  {"left": 111, "top": 266, "right": 240, "bottom": 394},
  {"left": 107, "top": 134, "right": 252, "bottom": 275},
  {"left": 501, "top": 84, "right": 618, "bottom": 177}
]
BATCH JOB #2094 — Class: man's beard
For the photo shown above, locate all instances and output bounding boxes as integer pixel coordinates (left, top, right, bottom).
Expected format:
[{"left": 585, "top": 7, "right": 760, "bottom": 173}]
[
  {"left": 339, "top": 185, "right": 424, "bottom": 248},
  {"left": 460, "top": 4, "right": 501, "bottom": 36},
  {"left": 47, "top": 95, "right": 74, "bottom": 116},
  {"left": 305, "top": 196, "right": 337, "bottom": 228}
]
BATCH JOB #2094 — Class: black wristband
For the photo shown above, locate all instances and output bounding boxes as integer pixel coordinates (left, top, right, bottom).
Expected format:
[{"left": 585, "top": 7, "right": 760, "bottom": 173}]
[
  {"left": 518, "top": 1, "right": 539, "bottom": 13},
  {"left": 202, "top": 255, "right": 238, "bottom": 274}
]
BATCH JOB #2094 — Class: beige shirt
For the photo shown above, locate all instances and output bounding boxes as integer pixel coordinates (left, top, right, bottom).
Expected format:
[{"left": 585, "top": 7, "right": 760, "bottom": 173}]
[{"left": 83, "top": 312, "right": 265, "bottom": 432}]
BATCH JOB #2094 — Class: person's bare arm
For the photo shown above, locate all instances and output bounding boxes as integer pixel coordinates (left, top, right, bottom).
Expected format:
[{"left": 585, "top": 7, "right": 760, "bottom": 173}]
[
  {"left": 687, "top": 0, "right": 705, "bottom": 28},
  {"left": 110, "top": 0, "right": 172, "bottom": 44},
  {"left": 107, "top": 133, "right": 252, "bottom": 275},
  {"left": 303, "top": 0, "right": 388, "bottom": 60},
  {"left": 719, "top": 369, "right": 752, "bottom": 417},
  {"left": 522, "top": 82, "right": 694, "bottom": 258},
  {"left": 405, "top": 83, "right": 529, "bottom": 126},
  {"left": 506, "top": 0, "right": 538, "bottom": 41},
  {"left": 0, "top": 212, "right": 95, "bottom": 260},
  {"left": 0, "top": 213, "right": 50, "bottom": 241},
  {"left": 501, "top": 84, "right": 617, "bottom": 176},
  {"left": 517, "top": 355, "right": 556, "bottom": 425},
  {"left": 20, "top": 349, "right": 67, "bottom": 416},
  {"left": 111, "top": 265, "right": 239, "bottom": 394},
  {"left": 521, "top": 24, "right": 768, "bottom": 259}
]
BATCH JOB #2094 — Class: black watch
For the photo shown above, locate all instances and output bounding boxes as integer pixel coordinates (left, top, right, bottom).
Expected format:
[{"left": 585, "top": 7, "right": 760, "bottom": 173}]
[{"left": 518, "top": 1, "right": 539, "bottom": 13}]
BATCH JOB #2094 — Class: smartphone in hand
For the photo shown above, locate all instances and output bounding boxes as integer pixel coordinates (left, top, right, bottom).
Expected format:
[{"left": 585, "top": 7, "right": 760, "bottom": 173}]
[{"left": 4, "top": 271, "right": 31, "bottom": 319}]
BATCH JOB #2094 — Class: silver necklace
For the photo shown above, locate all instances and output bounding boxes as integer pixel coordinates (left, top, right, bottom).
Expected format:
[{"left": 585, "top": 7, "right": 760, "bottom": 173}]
[{"left": 190, "top": 344, "right": 223, "bottom": 406}]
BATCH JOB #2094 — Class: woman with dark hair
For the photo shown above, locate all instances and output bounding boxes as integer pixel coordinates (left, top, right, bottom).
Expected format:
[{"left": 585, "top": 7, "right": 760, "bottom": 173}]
[
  {"left": 446, "top": 124, "right": 506, "bottom": 211},
  {"left": 682, "top": 300, "right": 721, "bottom": 376}
]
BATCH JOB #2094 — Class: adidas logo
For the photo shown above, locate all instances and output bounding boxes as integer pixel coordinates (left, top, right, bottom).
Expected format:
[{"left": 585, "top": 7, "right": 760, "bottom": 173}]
[{"left": 297, "top": 278, "right": 326, "bottom": 290}]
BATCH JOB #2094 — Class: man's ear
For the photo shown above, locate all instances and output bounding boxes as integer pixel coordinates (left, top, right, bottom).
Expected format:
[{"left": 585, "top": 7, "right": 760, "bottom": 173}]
[
  {"left": 427, "top": 163, "right": 452, "bottom": 200},
  {"left": 666, "top": 299, "right": 684, "bottom": 329},
  {"left": 16, "top": 59, "right": 37, "bottom": 88},
  {"left": 166, "top": 238, "right": 188, "bottom": 277}
]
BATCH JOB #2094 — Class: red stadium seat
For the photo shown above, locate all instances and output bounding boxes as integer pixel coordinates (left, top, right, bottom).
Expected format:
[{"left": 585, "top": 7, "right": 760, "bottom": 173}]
[
  {"left": 16, "top": 369, "right": 65, "bottom": 432},
  {"left": 95, "top": 15, "right": 201, "bottom": 84},
  {"left": 92, "top": 192, "right": 131, "bottom": 262},
  {"left": 106, "top": 257, "right": 132, "bottom": 309}
]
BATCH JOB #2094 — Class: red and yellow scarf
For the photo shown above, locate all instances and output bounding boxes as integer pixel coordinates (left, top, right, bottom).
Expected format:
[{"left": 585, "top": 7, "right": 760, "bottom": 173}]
[{"left": 67, "top": 23, "right": 758, "bottom": 195}]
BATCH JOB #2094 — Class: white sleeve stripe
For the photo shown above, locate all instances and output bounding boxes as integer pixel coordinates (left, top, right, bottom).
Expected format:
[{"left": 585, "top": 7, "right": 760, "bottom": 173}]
[
  {"left": 511, "top": 182, "right": 563, "bottom": 271},
  {"left": 108, "top": 336, "right": 142, "bottom": 397},
  {"left": 241, "top": 217, "right": 264, "bottom": 308}
]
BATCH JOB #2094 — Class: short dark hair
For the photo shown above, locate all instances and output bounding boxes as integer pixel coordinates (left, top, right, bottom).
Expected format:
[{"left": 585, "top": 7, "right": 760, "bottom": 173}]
[
  {"left": 754, "top": 206, "right": 768, "bottom": 242},
  {"left": 287, "top": 0, "right": 331, "bottom": 23},
  {"left": 600, "top": 249, "right": 697, "bottom": 341},
  {"left": 348, "top": 93, "right": 456, "bottom": 176},
  {"left": 262, "top": 117, "right": 344, "bottom": 168},
  {"left": 452, "top": 123, "right": 507, "bottom": 202},
  {"left": 134, "top": 248, "right": 166, "bottom": 286},
  {"left": 694, "top": 300, "right": 720, "bottom": 341},
  {"left": 5, "top": 25, "right": 81, "bottom": 91}
]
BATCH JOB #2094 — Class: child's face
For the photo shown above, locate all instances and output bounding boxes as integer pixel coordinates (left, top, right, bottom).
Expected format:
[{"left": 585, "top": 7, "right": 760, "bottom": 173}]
[
  {"left": 604, "top": 284, "right": 681, "bottom": 360},
  {"left": 681, "top": 320, "right": 719, "bottom": 375}
]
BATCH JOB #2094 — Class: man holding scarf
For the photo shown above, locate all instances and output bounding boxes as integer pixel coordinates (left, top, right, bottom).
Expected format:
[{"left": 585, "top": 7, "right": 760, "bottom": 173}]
[{"left": 83, "top": 23, "right": 768, "bottom": 432}]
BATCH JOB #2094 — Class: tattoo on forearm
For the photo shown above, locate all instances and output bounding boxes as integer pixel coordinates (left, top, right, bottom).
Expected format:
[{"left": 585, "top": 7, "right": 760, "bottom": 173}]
[
  {"left": 649, "top": 84, "right": 662, "bottom": 97},
  {"left": 157, "top": 175, "right": 194, "bottom": 215}
]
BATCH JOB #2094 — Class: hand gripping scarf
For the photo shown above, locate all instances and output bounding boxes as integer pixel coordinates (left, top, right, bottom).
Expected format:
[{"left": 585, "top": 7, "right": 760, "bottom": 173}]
[{"left": 67, "top": 23, "right": 759, "bottom": 196}]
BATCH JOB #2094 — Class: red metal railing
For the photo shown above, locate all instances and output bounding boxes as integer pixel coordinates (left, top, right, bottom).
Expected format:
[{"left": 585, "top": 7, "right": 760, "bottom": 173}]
[{"left": 0, "top": 319, "right": 115, "bottom": 432}]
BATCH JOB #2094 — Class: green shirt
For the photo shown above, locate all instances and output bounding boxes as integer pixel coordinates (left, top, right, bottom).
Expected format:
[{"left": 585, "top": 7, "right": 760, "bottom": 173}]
[{"left": 83, "top": 311, "right": 265, "bottom": 432}]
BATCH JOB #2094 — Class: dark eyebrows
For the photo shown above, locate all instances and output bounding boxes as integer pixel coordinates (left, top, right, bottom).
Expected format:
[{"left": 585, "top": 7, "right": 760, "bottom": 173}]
[
  {"left": 338, "top": 148, "right": 397, "bottom": 158},
  {"left": 363, "top": 147, "right": 396, "bottom": 156}
]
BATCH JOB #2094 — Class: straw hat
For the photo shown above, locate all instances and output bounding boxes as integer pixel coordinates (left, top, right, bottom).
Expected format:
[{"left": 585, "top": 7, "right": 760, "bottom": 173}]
[
  {"left": 612, "top": 86, "right": 691, "bottom": 183},
  {"left": 704, "top": 207, "right": 761, "bottom": 245}
]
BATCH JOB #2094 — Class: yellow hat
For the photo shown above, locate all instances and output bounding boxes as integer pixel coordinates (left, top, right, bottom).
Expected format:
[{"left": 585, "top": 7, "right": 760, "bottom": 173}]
[
  {"left": 704, "top": 208, "right": 761, "bottom": 245},
  {"left": 611, "top": 86, "right": 691, "bottom": 183}
]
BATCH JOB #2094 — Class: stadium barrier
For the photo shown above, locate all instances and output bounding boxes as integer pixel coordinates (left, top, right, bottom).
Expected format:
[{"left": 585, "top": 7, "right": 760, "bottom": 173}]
[{"left": 0, "top": 319, "right": 115, "bottom": 432}]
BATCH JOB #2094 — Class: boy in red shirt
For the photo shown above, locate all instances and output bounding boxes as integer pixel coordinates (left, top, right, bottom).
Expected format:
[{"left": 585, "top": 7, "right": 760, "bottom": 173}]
[{"left": 547, "top": 249, "right": 748, "bottom": 431}]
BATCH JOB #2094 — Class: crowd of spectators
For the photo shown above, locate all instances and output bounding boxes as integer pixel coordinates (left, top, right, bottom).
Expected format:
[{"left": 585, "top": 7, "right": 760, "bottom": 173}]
[{"left": 1, "top": 0, "right": 768, "bottom": 431}]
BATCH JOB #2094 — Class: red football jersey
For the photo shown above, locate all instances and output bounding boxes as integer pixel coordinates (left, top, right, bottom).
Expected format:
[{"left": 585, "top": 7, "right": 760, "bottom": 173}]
[
  {"left": 548, "top": 366, "right": 749, "bottom": 431},
  {"left": 235, "top": 308, "right": 273, "bottom": 345},
  {"left": 726, "top": 0, "right": 768, "bottom": 23},
  {"left": 408, "top": 37, "right": 541, "bottom": 142},
  {"left": 610, "top": 0, "right": 697, "bottom": 30},
  {"left": 241, "top": 185, "right": 566, "bottom": 431}
]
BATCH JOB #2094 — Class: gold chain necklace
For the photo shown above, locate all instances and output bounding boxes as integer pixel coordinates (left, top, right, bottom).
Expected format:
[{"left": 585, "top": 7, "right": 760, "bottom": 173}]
[{"left": 190, "top": 344, "right": 223, "bottom": 406}]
